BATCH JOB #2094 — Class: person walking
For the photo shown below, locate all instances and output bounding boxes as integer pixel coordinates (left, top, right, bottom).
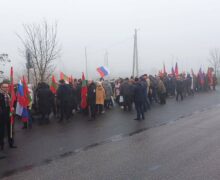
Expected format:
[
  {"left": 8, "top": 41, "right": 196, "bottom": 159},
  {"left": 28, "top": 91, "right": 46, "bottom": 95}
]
[
  {"left": 157, "top": 77, "right": 167, "bottom": 105},
  {"left": 57, "top": 80, "right": 72, "bottom": 122},
  {"left": 120, "top": 78, "right": 133, "bottom": 112},
  {"left": 0, "top": 80, "right": 17, "bottom": 150},
  {"left": 96, "top": 82, "right": 105, "bottom": 114},
  {"left": 87, "top": 80, "right": 96, "bottom": 120},
  {"left": 133, "top": 78, "right": 145, "bottom": 120},
  {"left": 37, "top": 82, "right": 53, "bottom": 124},
  {"left": 103, "top": 80, "right": 113, "bottom": 110},
  {"left": 176, "top": 75, "right": 184, "bottom": 101}
]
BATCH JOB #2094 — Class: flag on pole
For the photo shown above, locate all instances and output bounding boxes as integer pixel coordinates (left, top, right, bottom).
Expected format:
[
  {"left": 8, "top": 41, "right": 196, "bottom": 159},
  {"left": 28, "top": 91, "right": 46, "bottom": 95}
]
[
  {"left": 60, "top": 72, "right": 69, "bottom": 83},
  {"left": 50, "top": 75, "right": 58, "bottom": 94},
  {"left": 97, "top": 66, "right": 110, "bottom": 77},
  {"left": 9, "top": 67, "right": 16, "bottom": 126},
  {"left": 81, "top": 72, "right": 88, "bottom": 109},
  {"left": 175, "top": 62, "right": 179, "bottom": 76},
  {"left": 158, "top": 70, "right": 163, "bottom": 77},
  {"left": 22, "top": 76, "right": 31, "bottom": 106},
  {"left": 16, "top": 80, "right": 29, "bottom": 122}
]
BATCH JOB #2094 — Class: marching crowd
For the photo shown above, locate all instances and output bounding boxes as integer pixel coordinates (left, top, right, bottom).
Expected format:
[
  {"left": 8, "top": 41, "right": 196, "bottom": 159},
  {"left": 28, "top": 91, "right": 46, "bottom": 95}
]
[{"left": 0, "top": 70, "right": 218, "bottom": 152}]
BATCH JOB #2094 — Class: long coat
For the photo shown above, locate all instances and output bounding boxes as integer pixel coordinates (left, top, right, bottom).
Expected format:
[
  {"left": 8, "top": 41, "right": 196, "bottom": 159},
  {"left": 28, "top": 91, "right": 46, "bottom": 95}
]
[
  {"left": 134, "top": 82, "right": 145, "bottom": 103},
  {"left": 37, "top": 86, "right": 53, "bottom": 114},
  {"left": 158, "top": 80, "right": 166, "bottom": 94},
  {"left": 103, "top": 81, "right": 113, "bottom": 100},
  {"left": 87, "top": 82, "right": 96, "bottom": 105},
  {"left": 96, "top": 85, "right": 105, "bottom": 105}
]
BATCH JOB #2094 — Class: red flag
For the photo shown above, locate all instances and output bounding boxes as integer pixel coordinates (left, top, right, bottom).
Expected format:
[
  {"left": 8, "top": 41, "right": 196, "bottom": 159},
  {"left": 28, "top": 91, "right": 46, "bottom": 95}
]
[
  {"left": 175, "top": 62, "right": 179, "bottom": 76},
  {"left": 9, "top": 67, "right": 16, "bottom": 126},
  {"left": 81, "top": 72, "right": 88, "bottom": 109},
  {"left": 22, "top": 76, "right": 31, "bottom": 106},
  {"left": 21, "top": 76, "right": 31, "bottom": 123},
  {"left": 60, "top": 72, "right": 69, "bottom": 82},
  {"left": 50, "top": 75, "right": 58, "bottom": 94}
]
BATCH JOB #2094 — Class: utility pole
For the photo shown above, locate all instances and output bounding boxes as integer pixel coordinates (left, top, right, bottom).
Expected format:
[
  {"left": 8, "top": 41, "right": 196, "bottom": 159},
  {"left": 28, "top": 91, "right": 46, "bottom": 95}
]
[
  {"left": 85, "top": 47, "right": 88, "bottom": 79},
  {"left": 132, "top": 29, "right": 139, "bottom": 78}
]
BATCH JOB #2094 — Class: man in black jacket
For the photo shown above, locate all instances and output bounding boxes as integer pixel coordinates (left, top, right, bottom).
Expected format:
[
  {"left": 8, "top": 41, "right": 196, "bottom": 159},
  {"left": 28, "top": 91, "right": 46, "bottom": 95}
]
[
  {"left": 176, "top": 75, "right": 184, "bottom": 101},
  {"left": 120, "top": 78, "right": 133, "bottom": 112},
  {"left": 87, "top": 80, "right": 96, "bottom": 120},
  {"left": 0, "top": 80, "right": 17, "bottom": 150},
  {"left": 133, "top": 78, "right": 145, "bottom": 120},
  {"left": 57, "top": 80, "right": 72, "bottom": 122},
  {"left": 37, "top": 82, "right": 53, "bottom": 124}
]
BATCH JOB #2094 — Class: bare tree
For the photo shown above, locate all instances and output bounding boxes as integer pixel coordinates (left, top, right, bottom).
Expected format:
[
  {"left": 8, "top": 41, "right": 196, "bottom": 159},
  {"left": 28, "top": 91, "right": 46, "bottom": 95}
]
[
  {"left": 17, "top": 20, "right": 61, "bottom": 85},
  {"left": 208, "top": 48, "right": 220, "bottom": 75}
]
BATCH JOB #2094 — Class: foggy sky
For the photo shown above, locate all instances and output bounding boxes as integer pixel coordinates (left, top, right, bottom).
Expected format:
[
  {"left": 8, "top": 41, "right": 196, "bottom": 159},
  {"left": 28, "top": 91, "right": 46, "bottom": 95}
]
[{"left": 1, "top": 0, "right": 219, "bottom": 79}]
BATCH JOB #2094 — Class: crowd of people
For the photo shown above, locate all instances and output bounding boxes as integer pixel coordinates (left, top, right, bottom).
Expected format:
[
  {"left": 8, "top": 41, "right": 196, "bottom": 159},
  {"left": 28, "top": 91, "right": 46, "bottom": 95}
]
[{"left": 0, "top": 70, "right": 218, "bottom": 152}]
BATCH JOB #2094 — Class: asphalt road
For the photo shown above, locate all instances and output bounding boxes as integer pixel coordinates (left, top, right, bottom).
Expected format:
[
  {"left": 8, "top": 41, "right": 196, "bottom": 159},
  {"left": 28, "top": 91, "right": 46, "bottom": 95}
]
[{"left": 1, "top": 89, "right": 220, "bottom": 179}]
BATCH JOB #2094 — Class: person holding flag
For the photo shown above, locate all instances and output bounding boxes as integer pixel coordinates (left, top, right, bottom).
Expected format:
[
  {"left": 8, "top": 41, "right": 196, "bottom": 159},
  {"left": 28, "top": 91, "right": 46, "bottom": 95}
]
[
  {"left": 21, "top": 77, "right": 33, "bottom": 129},
  {"left": 0, "top": 79, "right": 17, "bottom": 151}
]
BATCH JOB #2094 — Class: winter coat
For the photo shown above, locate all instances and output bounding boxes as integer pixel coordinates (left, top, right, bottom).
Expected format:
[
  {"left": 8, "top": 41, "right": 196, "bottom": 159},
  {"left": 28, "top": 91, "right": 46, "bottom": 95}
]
[
  {"left": 158, "top": 80, "right": 166, "bottom": 94},
  {"left": 176, "top": 80, "right": 184, "bottom": 92},
  {"left": 140, "top": 80, "right": 148, "bottom": 98},
  {"left": 96, "top": 85, "right": 105, "bottom": 105},
  {"left": 120, "top": 81, "right": 133, "bottom": 97},
  {"left": 87, "top": 83, "right": 96, "bottom": 105},
  {"left": 0, "top": 91, "right": 10, "bottom": 123},
  {"left": 134, "top": 82, "right": 145, "bottom": 103},
  {"left": 103, "top": 81, "right": 113, "bottom": 100},
  {"left": 57, "top": 84, "right": 72, "bottom": 103},
  {"left": 37, "top": 86, "right": 53, "bottom": 114}
]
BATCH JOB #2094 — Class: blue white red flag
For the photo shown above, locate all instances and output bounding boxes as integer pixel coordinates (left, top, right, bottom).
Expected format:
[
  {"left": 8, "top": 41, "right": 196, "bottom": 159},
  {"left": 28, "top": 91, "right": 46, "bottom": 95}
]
[
  {"left": 15, "top": 80, "right": 29, "bottom": 122},
  {"left": 96, "top": 66, "right": 110, "bottom": 77}
]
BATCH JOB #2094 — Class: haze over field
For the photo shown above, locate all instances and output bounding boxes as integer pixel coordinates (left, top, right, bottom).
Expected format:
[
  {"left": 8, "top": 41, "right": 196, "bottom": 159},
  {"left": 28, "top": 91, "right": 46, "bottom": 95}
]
[{"left": 1, "top": 0, "right": 219, "bottom": 79}]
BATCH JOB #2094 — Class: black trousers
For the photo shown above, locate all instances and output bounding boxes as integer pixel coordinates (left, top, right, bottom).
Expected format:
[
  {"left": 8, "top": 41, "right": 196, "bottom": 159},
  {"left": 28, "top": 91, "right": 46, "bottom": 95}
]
[
  {"left": 176, "top": 91, "right": 183, "bottom": 101},
  {"left": 104, "top": 99, "right": 111, "bottom": 109},
  {"left": 135, "top": 102, "right": 144, "bottom": 119},
  {"left": 96, "top": 104, "right": 103, "bottom": 114},
  {"left": 0, "top": 109, "right": 14, "bottom": 149},
  {"left": 123, "top": 95, "right": 132, "bottom": 111},
  {"left": 159, "top": 93, "right": 166, "bottom": 104},
  {"left": 60, "top": 101, "right": 71, "bottom": 121},
  {"left": 89, "top": 104, "right": 96, "bottom": 118}
]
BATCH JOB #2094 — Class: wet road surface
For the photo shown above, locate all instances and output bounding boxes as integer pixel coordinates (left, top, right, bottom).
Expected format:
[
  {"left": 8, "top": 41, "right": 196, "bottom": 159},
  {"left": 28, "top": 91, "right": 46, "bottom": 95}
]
[{"left": 1, "top": 90, "right": 220, "bottom": 179}]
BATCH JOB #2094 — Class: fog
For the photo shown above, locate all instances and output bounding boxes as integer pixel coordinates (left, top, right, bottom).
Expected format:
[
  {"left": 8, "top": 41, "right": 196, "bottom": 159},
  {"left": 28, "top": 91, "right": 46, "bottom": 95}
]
[{"left": 1, "top": 0, "right": 220, "bottom": 79}]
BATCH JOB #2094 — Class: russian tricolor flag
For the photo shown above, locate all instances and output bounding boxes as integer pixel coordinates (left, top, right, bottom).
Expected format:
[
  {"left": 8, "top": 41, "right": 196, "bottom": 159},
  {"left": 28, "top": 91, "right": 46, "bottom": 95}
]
[
  {"left": 97, "top": 66, "right": 110, "bottom": 77},
  {"left": 16, "top": 81, "right": 29, "bottom": 122}
]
